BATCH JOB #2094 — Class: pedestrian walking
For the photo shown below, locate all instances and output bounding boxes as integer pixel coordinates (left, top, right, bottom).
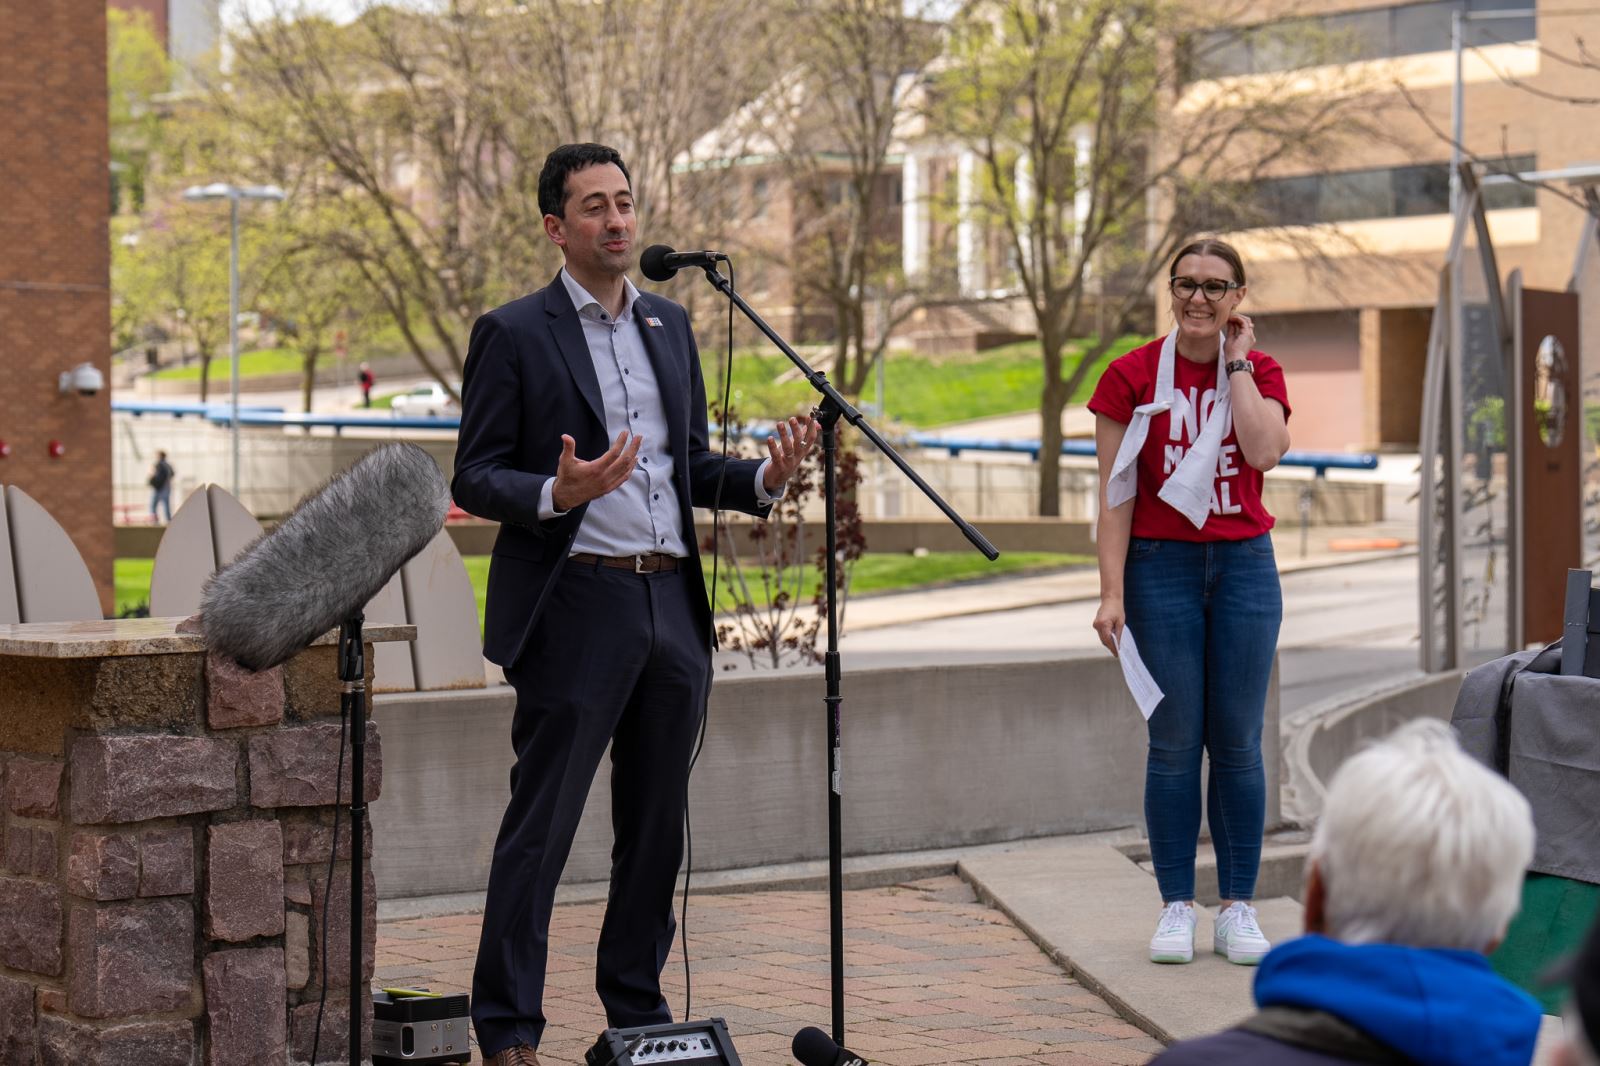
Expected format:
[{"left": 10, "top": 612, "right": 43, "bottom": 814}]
[
  {"left": 1088, "top": 238, "right": 1292, "bottom": 966},
  {"left": 148, "top": 450, "right": 175, "bottom": 523}
]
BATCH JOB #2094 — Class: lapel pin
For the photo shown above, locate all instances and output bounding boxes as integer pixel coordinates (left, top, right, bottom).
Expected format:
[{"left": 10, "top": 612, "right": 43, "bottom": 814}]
[{"left": 644, "top": 316, "right": 663, "bottom": 328}]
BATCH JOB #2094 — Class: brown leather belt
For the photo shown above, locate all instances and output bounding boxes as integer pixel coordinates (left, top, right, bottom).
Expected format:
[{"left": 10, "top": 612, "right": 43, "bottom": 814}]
[{"left": 568, "top": 552, "right": 679, "bottom": 573}]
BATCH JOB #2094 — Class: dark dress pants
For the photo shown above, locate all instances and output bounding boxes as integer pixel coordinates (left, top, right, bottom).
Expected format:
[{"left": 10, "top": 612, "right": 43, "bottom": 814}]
[{"left": 471, "top": 562, "right": 710, "bottom": 1056}]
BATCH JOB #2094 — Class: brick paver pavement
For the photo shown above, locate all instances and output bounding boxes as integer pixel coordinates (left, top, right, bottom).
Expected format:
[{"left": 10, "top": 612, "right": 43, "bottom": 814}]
[{"left": 375, "top": 876, "right": 1164, "bottom": 1065}]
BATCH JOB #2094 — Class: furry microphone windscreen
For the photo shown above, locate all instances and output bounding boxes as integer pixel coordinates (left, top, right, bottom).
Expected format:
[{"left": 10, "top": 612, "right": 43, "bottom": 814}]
[{"left": 199, "top": 442, "right": 450, "bottom": 671}]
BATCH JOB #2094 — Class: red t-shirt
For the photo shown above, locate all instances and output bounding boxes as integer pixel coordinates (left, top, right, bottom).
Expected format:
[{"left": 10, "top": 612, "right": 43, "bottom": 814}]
[{"left": 1087, "top": 337, "right": 1291, "bottom": 542}]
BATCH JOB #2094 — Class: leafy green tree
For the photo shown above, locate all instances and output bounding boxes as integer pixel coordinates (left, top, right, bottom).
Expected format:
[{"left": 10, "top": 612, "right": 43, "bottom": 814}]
[
  {"left": 258, "top": 202, "right": 384, "bottom": 412},
  {"left": 118, "top": 207, "right": 263, "bottom": 403},
  {"left": 108, "top": 7, "right": 172, "bottom": 214}
]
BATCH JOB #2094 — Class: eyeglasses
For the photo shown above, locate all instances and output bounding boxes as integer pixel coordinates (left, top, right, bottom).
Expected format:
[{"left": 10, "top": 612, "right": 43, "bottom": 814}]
[{"left": 1170, "top": 276, "right": 1241, "bottom": 302}]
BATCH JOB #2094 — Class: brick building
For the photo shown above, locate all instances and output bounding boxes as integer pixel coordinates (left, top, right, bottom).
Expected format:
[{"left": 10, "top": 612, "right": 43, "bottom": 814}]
[{"left": 0, "top": 1, "right": 114, "bottom": 612}]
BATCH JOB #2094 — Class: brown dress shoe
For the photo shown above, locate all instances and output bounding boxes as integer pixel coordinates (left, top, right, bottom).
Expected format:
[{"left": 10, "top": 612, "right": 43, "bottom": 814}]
[{"left": 482, "top": 1046, "right": 540, "bottom": 1066}]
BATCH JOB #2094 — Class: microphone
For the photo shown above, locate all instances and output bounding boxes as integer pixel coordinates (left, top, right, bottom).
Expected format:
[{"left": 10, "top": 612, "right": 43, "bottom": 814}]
[
  {"left": 199, "top": 442, "right": 450, "bottom": 671},
  {"left": 639, "top": 243, "right": 728, "bottom": 282},
  {"left": 792, "top": 1027, "right": 869, "bottom": 1066}
]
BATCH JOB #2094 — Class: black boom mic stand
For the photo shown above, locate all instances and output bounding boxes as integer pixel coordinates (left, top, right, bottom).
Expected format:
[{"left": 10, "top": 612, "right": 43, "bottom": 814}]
[
  {"left": 692, "top": 263, "right": 998, "bottom": 1048},
  {"left": 341, "top": 614, "right": 368, "bottom": 1066}
]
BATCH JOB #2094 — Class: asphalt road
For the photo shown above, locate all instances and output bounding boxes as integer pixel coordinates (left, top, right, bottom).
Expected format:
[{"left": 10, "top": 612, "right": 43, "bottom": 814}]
[{"left": 806, "top": 554, "right": 1422, "bottom": 717}]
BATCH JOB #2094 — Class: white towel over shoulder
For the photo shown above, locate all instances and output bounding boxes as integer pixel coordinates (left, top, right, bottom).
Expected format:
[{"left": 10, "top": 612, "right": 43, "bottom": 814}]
[{"left": 1105, "top": 329, "right": 1229, "bottom": 530}]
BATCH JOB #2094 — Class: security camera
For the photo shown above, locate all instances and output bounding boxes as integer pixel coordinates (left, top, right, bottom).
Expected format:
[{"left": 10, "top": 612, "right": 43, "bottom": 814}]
[{"left": 58, "top": 363, "right": 104, "bottom": 397}]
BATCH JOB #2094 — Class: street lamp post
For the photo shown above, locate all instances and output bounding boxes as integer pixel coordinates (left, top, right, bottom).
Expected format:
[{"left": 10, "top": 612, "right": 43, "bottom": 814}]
[
  {"left": 1450, "top": 8, "right": 1538, "bottom": 217},
  {"left": 181, "top": 182, "right": 285, "bottom": 498}
]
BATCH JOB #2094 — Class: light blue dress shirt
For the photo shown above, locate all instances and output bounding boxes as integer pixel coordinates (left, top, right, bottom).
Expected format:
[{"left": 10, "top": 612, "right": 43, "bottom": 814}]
[{"left": 537, "top": 268, "right": 777, "bottom": 557}]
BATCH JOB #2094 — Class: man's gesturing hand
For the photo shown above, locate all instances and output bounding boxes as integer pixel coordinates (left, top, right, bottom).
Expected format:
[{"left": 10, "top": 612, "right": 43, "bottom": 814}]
[
  {"left": 551, "top": 431, "right": 643, "bottom": 513},
  {"left": 762, "top": 416, "right": 822, "bottom": 493}
]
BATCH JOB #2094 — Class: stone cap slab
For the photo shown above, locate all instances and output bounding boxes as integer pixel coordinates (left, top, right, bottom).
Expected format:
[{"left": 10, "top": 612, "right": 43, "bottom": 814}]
[{"left": 0, "top": 617, "right": 416, "bottom": 659}]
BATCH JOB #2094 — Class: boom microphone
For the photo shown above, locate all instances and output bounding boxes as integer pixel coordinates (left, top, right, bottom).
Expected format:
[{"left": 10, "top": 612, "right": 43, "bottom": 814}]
[
  {"left": 199, "top": 442, "right": 450, "bottom": 671},
  {"left": 639, "top": 243, "right": 728, "bottom": 282},
  {"left": 792, "top": 1027, "right": 869, "bottom": 1066}
]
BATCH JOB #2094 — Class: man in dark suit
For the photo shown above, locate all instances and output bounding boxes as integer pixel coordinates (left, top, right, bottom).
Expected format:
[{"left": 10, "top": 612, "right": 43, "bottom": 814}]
[{"left": 452, "top": 142, "right": 818, "bottom": 1066}]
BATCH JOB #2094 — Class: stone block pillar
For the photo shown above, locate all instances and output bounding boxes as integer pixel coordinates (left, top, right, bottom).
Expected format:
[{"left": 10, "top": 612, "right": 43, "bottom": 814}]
[{"left": 0, "top": 617, "right": 411, "bottom": 1065}]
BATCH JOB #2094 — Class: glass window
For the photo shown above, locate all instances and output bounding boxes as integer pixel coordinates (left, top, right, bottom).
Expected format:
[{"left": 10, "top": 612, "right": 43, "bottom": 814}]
[
  {"left": 1482, "top": 153, "right": 1538, "bottom": 209},
  {"left": 1250, "top": 17, "right": 1319, "bottom": 74},
  {"left": 1193, "top": 28, "right": 1253, "bottom": 78},
  {"left": 1320, "top": 168, "right": 1394, "bottom": 223},
  {"left": 1392, "top": 163, "right": 1451, "bottom": 216},
  {"left": 1392, "top": 0, "right": 1460, "bottom": 56},
  {"left": 1466, "top": 0, "right": 1535, "bottom": 47},
  {"left": 1323, "top": 8, "right": 1392, "bottom": 63},
  {"left": 1257, "top": 174, "right": 1322, "bottom": 227},
  {"left": 1185, "top": 0, "right": 1534, "bottom": 83}
]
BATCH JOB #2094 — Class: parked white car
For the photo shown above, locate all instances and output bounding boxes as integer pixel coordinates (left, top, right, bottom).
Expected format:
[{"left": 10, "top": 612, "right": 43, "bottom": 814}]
[{"left": 389, "top": 382, "right": 460, "bottom": 418}]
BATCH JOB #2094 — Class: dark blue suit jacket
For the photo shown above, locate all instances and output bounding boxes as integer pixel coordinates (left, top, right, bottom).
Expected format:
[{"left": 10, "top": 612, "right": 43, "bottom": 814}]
[{"left": 452, "top": 271, "right": 768, "bottom": 666}]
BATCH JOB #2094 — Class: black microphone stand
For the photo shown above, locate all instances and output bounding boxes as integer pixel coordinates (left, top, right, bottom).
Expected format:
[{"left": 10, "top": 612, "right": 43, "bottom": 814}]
[
  {"left": 694, "top": 265, "right": 998, "bottom": 1048},
  {"left": 338, "top": 614, "right": 368, "bottom": 1066}
]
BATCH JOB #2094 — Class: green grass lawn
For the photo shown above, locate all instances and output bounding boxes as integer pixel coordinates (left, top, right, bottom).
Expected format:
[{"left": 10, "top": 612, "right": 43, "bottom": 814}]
[
  {"left": 117, "top": 551, "right": 1091, "bottom": 631},
  {"left": 115, "top": 558, "right": 154, "bottom": 616},
  {"left": 149, "top": 347, "right": 318, "bottom": 382},
  {"left": 707, "top": 549, "right": 1090, "bottom": 612},
  {"left": 705, "top": 336, "right": 1138, "bottom": 428}
]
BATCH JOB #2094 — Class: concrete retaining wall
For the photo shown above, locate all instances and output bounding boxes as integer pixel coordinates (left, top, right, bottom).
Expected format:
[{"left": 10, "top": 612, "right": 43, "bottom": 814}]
[
  {"left": 369, "top": 654, "right": 1282, "bottom": 899},
  {"left": 1280, "top": 669, "right": 1465, "bottom": 824},
  {"left": 112, "top": 415, "right": 1382, "bottom": 530}
]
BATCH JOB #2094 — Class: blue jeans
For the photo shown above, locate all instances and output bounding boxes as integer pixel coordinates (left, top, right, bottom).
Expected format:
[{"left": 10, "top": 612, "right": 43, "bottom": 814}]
[
  {"left": 1124, "top": 534, "right": 1282, "bottom": 903},
  {"left": 149, "top": 485, "right": 172, "bottom": 522}
]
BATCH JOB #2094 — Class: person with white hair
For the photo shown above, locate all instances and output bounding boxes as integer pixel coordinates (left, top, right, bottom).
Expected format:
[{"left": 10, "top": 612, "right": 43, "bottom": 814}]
[{"left": 1150, "top": 718, "right": 1544, "bottom": 1065}]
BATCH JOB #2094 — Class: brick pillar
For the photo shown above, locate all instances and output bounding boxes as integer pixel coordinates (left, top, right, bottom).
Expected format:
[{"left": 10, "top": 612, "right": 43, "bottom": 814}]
[{"left": 0, "top": 620, "right": 404, "bottom": 1065}]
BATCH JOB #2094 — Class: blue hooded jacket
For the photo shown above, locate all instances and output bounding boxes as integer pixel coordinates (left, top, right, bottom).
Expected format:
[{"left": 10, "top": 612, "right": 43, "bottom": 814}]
[
  {"left": 1152, "top": 935, "right": 1543, "bottom": 1066},
  {"left": 1252, "top": 935, "right": 1542, "bottom": 1066}
]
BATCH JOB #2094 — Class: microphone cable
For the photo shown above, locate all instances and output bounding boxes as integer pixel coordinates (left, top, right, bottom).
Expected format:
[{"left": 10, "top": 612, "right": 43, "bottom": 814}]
[
  {"left": 309, "top": 697, "right": 350, "bottom": 1065},
  {"left": 680, "top": 256, "right": 737, "bottom": 1022}
]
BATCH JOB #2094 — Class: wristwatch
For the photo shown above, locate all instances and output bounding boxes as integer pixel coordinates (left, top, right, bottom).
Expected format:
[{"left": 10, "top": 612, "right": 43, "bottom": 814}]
[{"left": 1225, "top": 358, "right": 1254, "bottom": 376}]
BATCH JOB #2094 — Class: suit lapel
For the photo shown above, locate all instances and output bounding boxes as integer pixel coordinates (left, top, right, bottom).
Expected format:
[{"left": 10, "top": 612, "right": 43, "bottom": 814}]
[
  {"left": 634, "top": 293, "right": 688, "bottom": 460},
  {"left": 543, "top": 271, "right": 606, "bottom": 430}
]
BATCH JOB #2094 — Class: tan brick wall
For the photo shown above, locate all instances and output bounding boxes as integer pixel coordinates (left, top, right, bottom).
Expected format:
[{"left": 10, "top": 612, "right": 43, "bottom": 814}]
[{"left": 0, "top": 1, "right": 114, "bottom": 614}]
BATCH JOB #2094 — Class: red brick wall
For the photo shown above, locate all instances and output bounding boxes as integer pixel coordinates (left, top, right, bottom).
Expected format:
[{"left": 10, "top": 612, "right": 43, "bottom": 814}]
[{"left": 0, "top": 1, "right": 114, "bottom": 614}]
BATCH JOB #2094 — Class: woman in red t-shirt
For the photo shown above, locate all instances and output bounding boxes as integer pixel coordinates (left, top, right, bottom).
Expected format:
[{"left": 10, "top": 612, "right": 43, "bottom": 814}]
[{"left": 1086, "top": 239, "right": 1291, "bottom": 968}]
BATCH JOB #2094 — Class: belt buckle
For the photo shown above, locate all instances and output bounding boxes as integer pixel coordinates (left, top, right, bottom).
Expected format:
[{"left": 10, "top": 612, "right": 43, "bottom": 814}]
[{"left": 633, "top": 553, "right": 648, "bottom": 574}]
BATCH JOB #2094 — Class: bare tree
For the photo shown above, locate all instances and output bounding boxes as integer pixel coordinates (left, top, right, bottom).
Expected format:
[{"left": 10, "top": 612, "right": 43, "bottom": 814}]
[
  {"left": 202, "top": 0, "right": 774, "bottom": 398},
  {"left": 708, "top": 0, "right": 941, "bottom": 399},
  {"left": 932, "top": 0, "right": 1391, "bottom": 514}
]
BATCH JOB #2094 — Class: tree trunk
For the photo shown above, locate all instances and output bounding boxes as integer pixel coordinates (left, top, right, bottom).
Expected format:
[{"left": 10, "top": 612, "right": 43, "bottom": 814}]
[
  {"left": 197, "top": 351, "right": 211, "bottom": 404},
  {"left": 299, "top": 346, "right": 318, "bottom": 414},
  {"left": 1037, "top": 331, "right": 1067, "bottom": 517}
]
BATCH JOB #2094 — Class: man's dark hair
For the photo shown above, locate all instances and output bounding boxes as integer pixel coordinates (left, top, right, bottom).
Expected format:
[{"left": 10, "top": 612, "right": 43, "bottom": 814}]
[{"left": 538, "top": 143, "right": 632, "bottom": 219}]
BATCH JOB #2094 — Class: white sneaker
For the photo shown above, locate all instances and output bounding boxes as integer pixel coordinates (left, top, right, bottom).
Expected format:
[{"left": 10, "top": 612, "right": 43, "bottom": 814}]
[
  {"left": 1149, "top": 901, "right": 1196, "bottom": 963},
  {"left": 1214, "top": 902, "right": 1270, "bottom": 965}
]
